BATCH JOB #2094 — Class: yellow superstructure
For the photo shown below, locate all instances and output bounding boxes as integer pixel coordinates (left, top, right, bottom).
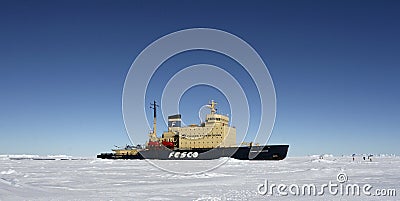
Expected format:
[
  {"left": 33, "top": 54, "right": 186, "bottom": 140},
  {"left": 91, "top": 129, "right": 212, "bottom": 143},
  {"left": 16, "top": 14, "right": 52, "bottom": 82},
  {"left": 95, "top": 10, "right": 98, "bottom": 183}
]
[{"left": 160, "top": 100, "right": 236, "bottom": 149}]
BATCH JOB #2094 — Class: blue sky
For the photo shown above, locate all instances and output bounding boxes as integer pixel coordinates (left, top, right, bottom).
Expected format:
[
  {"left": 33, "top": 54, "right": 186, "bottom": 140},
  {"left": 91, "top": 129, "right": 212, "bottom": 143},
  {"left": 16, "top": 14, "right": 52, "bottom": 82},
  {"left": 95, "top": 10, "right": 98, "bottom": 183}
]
[{"left": 0, "top": 0, "right": 399, "bottom": 156}]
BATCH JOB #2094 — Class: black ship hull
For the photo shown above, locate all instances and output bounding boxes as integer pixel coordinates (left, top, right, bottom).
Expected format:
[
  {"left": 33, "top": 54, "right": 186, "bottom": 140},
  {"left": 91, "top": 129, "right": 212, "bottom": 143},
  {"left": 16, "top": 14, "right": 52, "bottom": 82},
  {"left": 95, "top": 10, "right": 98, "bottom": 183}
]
[{"left": 97, "top": 145, "right": 289, "bottom": 160}]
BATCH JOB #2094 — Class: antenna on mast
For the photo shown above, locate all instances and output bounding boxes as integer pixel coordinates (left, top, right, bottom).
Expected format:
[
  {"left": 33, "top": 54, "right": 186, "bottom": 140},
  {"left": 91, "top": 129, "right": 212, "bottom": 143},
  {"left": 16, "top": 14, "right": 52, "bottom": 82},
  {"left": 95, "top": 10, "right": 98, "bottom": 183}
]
[
  {"left": 150, "top": 100, "right": 159, "bottom": 118},
  {"left": 149, "top": 101, "right": 159, "bottom": 141},
  {"left": 208, "top": 100, "right": 217, "bottom": 114}
]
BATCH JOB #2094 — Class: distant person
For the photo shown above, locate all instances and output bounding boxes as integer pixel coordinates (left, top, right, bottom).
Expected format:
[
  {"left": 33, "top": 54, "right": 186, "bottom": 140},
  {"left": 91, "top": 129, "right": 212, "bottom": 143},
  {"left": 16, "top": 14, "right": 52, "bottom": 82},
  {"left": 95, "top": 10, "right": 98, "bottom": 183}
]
[
  {"left": 368, "top": 154, "right": 373, "bottom": 162},
  {"left": 363, "top": 156, "right": 366, "bottom": 160}
]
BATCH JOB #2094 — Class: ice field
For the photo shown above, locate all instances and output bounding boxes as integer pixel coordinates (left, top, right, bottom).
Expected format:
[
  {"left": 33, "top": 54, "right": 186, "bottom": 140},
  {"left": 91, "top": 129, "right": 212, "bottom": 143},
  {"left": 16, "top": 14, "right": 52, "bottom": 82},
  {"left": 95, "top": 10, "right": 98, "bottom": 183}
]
[{"left": 0, "top": 155, "right": 398, "bottom": 200}]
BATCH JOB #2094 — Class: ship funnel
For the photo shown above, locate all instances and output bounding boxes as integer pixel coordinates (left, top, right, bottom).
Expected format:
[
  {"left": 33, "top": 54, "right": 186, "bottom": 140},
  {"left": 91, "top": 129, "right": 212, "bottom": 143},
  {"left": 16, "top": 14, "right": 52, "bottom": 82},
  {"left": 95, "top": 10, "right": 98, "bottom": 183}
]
[{"left": 168, "top": 114, "right": 182, "bottom": 128}]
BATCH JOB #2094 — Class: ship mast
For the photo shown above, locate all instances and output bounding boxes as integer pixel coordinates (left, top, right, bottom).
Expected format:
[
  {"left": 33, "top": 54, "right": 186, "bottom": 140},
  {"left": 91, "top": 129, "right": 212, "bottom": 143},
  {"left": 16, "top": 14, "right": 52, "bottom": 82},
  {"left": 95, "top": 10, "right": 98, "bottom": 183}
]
[
  {"left": 150, "top": 100, "right": 159, "bottom": 141},
  {"left": 208, "top": 100, "right": 217, "bottom": 114}
]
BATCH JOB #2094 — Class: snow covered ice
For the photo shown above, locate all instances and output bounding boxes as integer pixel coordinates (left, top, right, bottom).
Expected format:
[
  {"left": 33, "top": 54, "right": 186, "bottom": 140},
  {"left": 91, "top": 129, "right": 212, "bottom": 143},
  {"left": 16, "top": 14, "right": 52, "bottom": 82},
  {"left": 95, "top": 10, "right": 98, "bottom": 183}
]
[{"left": 0, "top": 155, "right": 398, "bottom": 200}]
